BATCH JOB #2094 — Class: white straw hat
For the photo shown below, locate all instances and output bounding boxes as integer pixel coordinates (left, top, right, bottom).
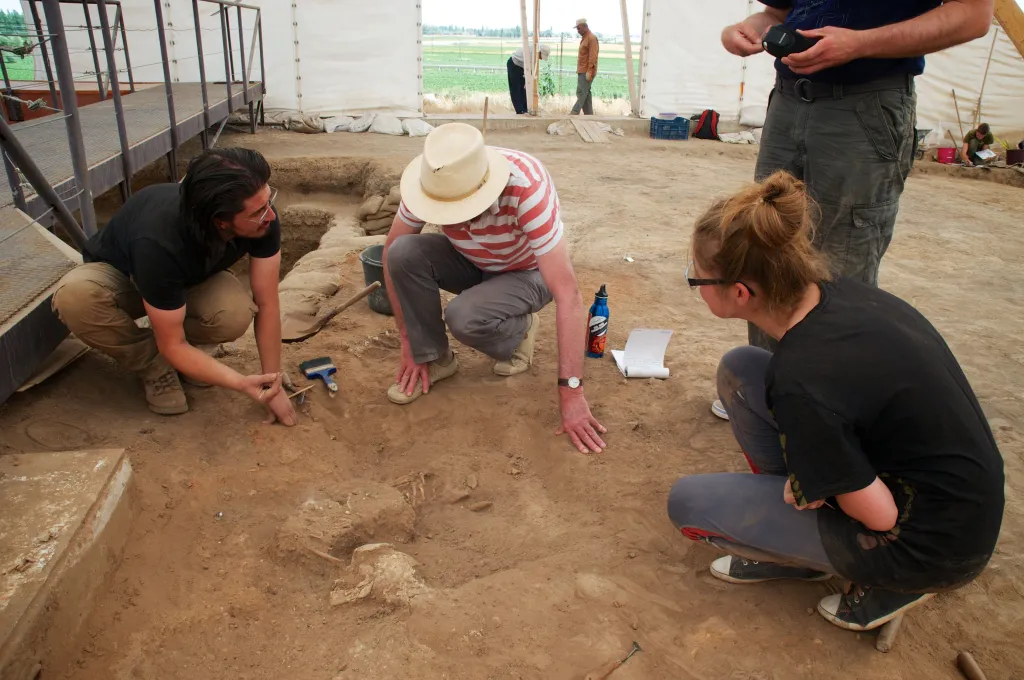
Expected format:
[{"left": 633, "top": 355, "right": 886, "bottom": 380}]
[
  {"left": 400, "top": 123, "right": 511, "bottom": 226},
  {"left": 575, "top": 17, "right": 588, "bottom": 27}
]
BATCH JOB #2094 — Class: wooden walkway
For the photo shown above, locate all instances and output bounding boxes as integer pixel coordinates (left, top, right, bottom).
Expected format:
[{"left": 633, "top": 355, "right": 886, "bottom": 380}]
[{"left": 1, "top": 81, "right": 263, "bottom": 215}]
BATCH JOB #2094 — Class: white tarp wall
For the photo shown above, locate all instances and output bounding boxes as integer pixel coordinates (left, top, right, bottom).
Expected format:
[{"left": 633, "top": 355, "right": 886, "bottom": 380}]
[
  {"left": 25, "top": 0, "right": 423, "bottom": 117},
  {"left": 640, "top": 0, "right": 1024, "bottom": 139}
]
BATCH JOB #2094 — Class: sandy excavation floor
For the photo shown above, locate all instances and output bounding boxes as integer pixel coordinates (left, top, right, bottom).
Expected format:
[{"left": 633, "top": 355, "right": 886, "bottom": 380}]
[{"left": 1, "top": 128, "right": 1023, "bottom": 680}]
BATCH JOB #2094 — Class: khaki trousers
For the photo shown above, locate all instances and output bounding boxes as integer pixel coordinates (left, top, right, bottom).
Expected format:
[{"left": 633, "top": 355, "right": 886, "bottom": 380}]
[{"left": 52, "top": 263, "right": 257, "bottom": 374}]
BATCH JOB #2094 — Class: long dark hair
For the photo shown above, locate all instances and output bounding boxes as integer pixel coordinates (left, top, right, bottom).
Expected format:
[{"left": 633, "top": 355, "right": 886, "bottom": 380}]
[{"left": 180, "top": 148, "right": 271, "bottom": 249}]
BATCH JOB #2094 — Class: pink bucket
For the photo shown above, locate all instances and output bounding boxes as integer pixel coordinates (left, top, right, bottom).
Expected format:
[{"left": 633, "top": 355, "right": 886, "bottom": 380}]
[{"left": 937, "top": 147, "right": 956, "bottom": 164}]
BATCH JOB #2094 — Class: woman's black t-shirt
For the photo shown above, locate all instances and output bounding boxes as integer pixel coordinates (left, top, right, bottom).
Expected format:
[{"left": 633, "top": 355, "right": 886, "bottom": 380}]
[{"left": 767, "top": 279, "right": 1004, "bottom": 592}]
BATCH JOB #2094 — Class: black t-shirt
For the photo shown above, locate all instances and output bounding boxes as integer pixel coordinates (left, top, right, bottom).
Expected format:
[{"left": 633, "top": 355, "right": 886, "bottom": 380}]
[
  {"left": 84, "top": 184, "right": 281, "bottom": 310},
  {"left": 759, "top": 0, "right": 941, "bottom": 84},
  {"left": 768, "top": 279, "right": 1004, "bottom": 592}
]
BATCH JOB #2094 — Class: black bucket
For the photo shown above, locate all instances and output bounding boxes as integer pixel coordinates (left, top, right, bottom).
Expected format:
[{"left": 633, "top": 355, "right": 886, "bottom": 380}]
[{"left": 359, "top": 244, "right": 393, "bottom": 316}]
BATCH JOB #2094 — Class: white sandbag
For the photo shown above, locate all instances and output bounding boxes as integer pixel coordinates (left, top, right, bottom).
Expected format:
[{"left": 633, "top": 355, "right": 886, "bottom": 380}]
[
  {"left": 403, "top": 119, "right": 434, "bottom": 137},
  {"left": 719, "top": 131, "right": 757, "bottom": 145},
  {"left": 547, "top": 120, "right": 574, "bottom": 136},
  {"left": 349, "top": 114, "right": 376, "bottom": 133},
  {"left": 325, "top": 116, "right": 355, "bottom": 133},
  {"left": 385, "top": 185, "right": 402, "bottom": 207},
  {"left": 357, "top": 195, "right": 386, "bottom": 220},
  {"left": 279, "top": 271, "right": 341, "bottom": 296},
  {"left": 279, "top": 289, "right": 326, "bottom": 318},
  {"left": 369, "top": 114, "right": 405, "bottom": 136},
  {"left": 751, "top": 128, "right": 763, "bottom": 145}
]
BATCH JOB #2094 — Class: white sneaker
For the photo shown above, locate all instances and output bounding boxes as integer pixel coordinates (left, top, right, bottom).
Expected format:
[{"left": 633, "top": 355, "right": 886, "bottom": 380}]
[{"left": 711, "top": 399, "right": 729, "bottom": 421}]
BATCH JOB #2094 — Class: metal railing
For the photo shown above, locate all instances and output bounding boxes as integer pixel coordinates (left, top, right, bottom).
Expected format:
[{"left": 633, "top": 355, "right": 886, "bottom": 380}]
[{"left": 0, "top": 0, "right": 265, "bottom": 243}]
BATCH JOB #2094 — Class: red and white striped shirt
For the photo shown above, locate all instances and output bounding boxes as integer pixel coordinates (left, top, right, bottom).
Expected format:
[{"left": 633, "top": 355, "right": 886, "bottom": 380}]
[{"left": 396, "top": 148, "right": 563, "bottom": 272}]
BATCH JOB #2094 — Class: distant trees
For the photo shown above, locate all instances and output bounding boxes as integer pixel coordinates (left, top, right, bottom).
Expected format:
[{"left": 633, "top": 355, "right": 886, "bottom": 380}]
[{"left": 422, "top": 25, "right": 573, "bottom": 39}]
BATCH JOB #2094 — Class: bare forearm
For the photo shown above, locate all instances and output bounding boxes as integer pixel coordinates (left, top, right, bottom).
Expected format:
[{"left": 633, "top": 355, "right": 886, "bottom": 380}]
[
  {"left": 162, "top": 343, "right": 245, "bottom": 391},
  {"left": 858, "top": 1, "right": 992, "bottom": 59},
  {"left": 554, "top": 291, "right": 586, "bottom": 384},
  {"left": 742, "top": 8, "right": 787, "bottom": 34},
  {"left": 253, "top": 304, "right": 282, "bottom": 374}
]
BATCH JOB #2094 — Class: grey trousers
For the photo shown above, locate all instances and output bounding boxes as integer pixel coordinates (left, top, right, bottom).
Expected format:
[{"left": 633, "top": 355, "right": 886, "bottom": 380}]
[
  {"left": 668, "top": 346, "right": 835, "bottom": 573},
  {"left": 386, "top": 233, "right": 552, "bottom": 364},
  {"left": 748, "top": 75, "right": 916, "bottom": 349},
  {"left": 571, "top": 73, "right": 594, "bottom": 115}
]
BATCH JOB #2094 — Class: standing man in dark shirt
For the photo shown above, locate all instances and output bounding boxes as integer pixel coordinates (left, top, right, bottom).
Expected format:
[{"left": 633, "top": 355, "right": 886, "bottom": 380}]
[
  {"left": 52, "top": 148, "right": 296, "bottom": 425},
  {"left": 716, "top": 0, "right": 993, "bottom": 356},
  {"left": 670, "top": 173, "right": 1004, "bottom": 632}
]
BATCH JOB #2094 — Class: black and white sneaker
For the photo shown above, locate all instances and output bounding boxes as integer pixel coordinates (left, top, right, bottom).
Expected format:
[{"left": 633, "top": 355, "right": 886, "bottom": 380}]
[
  {"left": 710, "top": 555, "right": 832, "bottom": 584},
  {"left": 817, "top": 585, "right": 935, "bottom": 631}
]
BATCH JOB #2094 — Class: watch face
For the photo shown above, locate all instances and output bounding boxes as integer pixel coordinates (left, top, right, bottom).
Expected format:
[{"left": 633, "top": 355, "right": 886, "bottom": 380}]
[{"left": 568, "top": 377, "right": 581, "bottom": 389}]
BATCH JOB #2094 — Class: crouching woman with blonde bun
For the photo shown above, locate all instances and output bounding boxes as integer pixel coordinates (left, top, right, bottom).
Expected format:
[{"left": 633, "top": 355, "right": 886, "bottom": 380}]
[{"left": 669, "top": 171, "right": 1004, "bottom": 633}]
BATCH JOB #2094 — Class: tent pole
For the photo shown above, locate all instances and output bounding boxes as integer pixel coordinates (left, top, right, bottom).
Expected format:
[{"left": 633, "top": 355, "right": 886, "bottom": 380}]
[
  {"left": 532, "top": 0, "right": 540, "bottom": 113},
  {"left": 974, "top": 26, "right": 999, "bottom": 128},
  {"left": 519, "top": 0, "right": 534, "bottom": 116},
  {"left": 621, "top": 0, "right": 638, "bottom": 116}
]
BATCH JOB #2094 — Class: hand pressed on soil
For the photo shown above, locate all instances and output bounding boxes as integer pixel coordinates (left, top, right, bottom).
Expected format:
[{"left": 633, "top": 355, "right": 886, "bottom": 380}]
[
  {"left": 557, "top": 391, "right": 607, "bottom": 454},
  {"left": 395, "top": 340, "right": 431, "bottom": 396},
  {"left": 263, "top": 388, "right": 297, "bottom": 426}
]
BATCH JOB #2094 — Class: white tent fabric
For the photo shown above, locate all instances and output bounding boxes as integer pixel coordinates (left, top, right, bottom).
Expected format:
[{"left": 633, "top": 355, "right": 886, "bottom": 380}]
[
  {"left": 639, "top": 0, "right": 1024, "bottom": 139},
  {"left": 24, "top": 0, "right": 423, "bottom": 117}
]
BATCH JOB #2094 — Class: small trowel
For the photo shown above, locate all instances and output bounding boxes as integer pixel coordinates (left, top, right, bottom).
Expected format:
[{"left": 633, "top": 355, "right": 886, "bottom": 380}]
[{"left": 281, "top": 281, "right": 381, "bottom": 343}]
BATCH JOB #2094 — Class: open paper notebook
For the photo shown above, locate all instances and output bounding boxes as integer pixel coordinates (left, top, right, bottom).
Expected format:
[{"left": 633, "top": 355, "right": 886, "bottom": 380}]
[{"left": 610, "top": 328, "right": 673, "bottom": 379}]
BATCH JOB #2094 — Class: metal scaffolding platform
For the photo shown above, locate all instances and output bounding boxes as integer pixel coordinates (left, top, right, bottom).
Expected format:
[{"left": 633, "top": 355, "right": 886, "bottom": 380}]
[{"left": 3, "top": 81, "right": 264, "bottom": 218}]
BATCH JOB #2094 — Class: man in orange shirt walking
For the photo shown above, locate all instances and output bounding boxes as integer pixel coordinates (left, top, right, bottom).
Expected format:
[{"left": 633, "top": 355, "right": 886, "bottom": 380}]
[{"left": 570, "top": 18, "right": 599, "bottom": 116}]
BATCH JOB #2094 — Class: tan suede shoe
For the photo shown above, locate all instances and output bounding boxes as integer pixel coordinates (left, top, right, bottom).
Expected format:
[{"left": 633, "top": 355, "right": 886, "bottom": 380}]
[
  {"left": 493, "top": 313, "right": 539, "bottom": 376},
  {"left": 387, "top": 353, "right": 460, "bottom": 405},
  {"left": 141, "top": 359, "right": 188, "bottom": 415}
]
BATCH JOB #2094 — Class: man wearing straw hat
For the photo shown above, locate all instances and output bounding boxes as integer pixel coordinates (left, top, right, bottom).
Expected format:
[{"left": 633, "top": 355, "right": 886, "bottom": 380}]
[{"left": 382, "top": 123, "right": 607, "bottom": 455}]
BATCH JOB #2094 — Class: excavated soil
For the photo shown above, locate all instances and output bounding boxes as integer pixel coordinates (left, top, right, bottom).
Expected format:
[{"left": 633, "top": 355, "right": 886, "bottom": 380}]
[{"left": 1, "top": 128, "right": 1022, "bottom": 680}]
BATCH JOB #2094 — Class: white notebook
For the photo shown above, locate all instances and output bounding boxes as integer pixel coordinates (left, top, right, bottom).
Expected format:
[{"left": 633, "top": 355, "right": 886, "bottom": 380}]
[{"left": 610, "top": 328, "right": 673, "bottom": 379}]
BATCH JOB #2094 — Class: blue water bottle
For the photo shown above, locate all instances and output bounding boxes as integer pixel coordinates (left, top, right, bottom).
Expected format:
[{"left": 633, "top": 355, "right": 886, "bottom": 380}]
[{"left": 586, "top": 284, "right": 609, "bottom": 359}]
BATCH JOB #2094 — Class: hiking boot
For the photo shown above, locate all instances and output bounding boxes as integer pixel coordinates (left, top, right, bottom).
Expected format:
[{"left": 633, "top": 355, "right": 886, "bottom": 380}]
[
  {"left": 141, "top": 360, "right": 188, "bottom": 415},
  {"left": 493, "top": 313, "right": 539, "bottom": 376},
  {"left": 387, "top": 352, "right": 460, "bottom": 405},
  {"left": 711, "top": 399, "right": 730, "bottom": 421},
  {"left": 817, "top": 585, "right": 935, "bottom": 631},
  {"left": 710, "top": 555, "right": 831, "bottom": 585}
]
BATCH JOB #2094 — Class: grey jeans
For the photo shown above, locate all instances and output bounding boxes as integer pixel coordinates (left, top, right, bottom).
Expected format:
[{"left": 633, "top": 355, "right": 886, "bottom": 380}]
[
  {"left": 386, "top": 233, "right": 552, "bottom": 364},
  {"left": 668, "top": 346, "right": 835, "bottom": 573},
  {"left": 748, "top": 75, "right": 916, "bottom": 349},
  {"left": 571, "top": 73, "right": 594, "bottom": 115}
]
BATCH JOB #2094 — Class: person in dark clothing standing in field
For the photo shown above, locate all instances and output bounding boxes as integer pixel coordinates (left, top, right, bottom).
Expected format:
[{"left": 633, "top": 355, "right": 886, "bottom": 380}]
[
  {"left": 507, "top": 44, "right": 551, "bottom": 115},
  {"left": 670, "top": 172, "right": 1004, "bottom": 633},
  {"left": 52, "top": 148, "right": 296, "bottom": 426},
  {"left": 709, "top": 0, "right": 994, "bottom": 420}
]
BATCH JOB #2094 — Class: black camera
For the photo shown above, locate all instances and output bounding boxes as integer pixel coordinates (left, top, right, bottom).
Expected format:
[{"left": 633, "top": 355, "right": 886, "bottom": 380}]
[{"left": 762, "top": 24, "right": 820, "bottom": 58}]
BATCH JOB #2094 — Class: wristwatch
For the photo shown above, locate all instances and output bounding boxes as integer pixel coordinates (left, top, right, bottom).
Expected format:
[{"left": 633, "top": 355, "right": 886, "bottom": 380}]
[{"left": 558, "top": 377, "right": 583, "bottom": 389}]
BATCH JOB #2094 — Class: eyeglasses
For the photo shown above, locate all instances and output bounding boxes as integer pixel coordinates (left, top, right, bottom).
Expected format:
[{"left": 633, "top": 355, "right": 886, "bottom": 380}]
[
  {"left": 240, "top": 186, "right": 277, "bottom": 225},
  {"left": 685, "top": 261, "right": 757, "bottom": 297}
]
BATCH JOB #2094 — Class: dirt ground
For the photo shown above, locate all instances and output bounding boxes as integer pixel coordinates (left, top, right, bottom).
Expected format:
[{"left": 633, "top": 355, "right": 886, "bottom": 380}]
[{"left": 1, "top": 128, "right": 1022, "bottom": 680}]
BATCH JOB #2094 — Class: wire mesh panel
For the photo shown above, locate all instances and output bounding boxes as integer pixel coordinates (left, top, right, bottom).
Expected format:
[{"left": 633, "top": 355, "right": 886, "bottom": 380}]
[{"left": 0, "top": 205, "right": 76, "bottom": 327}]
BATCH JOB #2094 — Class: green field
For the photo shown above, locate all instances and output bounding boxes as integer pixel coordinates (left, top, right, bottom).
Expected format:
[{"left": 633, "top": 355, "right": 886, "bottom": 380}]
[
  {"left": 2, "top": 56, "right": 33, "bottom": 81},
  {"left": 422, "top": 36, "right": 638, "bottom": 100}
]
